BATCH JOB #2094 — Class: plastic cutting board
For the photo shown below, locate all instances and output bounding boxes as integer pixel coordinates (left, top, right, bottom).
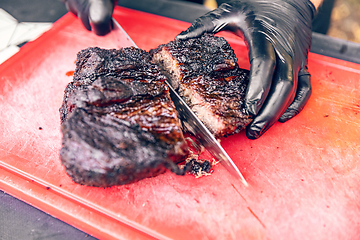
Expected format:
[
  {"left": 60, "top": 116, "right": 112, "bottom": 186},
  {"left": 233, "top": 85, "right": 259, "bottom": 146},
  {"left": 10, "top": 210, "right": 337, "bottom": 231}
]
[{"left": 0, "top": 6, "right": 360, "bottom": 240}]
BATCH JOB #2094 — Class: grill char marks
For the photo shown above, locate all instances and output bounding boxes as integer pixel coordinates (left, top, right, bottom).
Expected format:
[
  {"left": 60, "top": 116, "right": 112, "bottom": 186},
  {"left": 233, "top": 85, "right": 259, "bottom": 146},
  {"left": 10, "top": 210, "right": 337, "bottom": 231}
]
[
  {"left": 150, "top": 33, "right": 253, "bottom": 137},
  {"left": 59, "top": 47, "right": 188, "bottom": 187}
]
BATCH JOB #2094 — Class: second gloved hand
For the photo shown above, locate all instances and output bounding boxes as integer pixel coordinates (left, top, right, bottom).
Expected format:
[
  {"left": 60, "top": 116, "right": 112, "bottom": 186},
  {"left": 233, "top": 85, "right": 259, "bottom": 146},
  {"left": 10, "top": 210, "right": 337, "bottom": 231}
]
[
  {"left": 61, "top": 0, "right": 117, "bottom": 36},
  {"left": 176, "top": 0, "right": 315, "bottom": 139}
]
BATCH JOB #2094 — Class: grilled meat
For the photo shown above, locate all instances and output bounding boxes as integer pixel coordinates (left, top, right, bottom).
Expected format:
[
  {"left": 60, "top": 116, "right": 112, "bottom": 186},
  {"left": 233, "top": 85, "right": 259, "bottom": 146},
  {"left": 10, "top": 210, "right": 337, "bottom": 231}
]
[
  {"left": 59, "top": 34, "right": 252, "bottom": 186},
  {"left": 151, "top": 33, "right": 252, "bottom": 137},
  {"left": 60, "top": 47, "right": 189, "bottom": 186}
]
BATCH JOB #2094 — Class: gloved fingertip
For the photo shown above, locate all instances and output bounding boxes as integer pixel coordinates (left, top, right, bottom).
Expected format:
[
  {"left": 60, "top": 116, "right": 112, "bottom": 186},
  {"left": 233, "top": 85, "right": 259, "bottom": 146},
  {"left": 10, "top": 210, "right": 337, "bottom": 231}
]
[
  {"left": 175, "top": 32, "right": 188, "bottom": 40},
  {"left": 175, "top": 30, "right": 201, "bottom": 40},
  {"left": 88, "top": 0, "right": 114, "bottom": 35},
  {"left": 278, "top": 109, "right": 298, "bottom": 123},
  {"left": 92, "top": 22, "right": 111, "bottom": 36},
  {"left": 278, "top": 114, "right": 291, "bottom": 123},
  {"left": 89, "top": 10, "right": 112, "bottom": 35},
  {"left": 245, "top": 124, "right": 262, "bottom": 140}
]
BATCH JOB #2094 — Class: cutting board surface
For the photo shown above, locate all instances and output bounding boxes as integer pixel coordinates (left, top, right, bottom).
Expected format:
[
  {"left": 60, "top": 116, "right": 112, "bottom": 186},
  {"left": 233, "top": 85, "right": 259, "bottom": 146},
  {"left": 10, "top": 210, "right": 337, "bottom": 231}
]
[{"left": 0, "top": 6, "right": 360, "bottom": 240}]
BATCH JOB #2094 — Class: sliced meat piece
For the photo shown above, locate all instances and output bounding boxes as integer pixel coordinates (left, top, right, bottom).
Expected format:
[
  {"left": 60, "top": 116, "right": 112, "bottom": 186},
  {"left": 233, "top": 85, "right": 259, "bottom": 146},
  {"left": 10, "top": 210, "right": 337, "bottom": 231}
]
[
  {"left": 151, "top": 33, "right": 252, "bottom": 137},
  {"left": 59, "top": 47, "right": 188, "bottom": 187}
]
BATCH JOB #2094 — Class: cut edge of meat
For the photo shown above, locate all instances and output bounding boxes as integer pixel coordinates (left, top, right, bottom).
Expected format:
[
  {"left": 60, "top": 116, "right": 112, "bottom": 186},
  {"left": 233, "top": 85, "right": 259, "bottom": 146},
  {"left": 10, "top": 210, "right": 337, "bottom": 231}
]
[
  {"left": 150, "top": 34, "right": 253, "bottom": 138},
  {"left": 180, "top": 86, "right": 226, "bottom": 135},
  {"left": 151, "top": 47, "right": 182, "bottom": 90},
  {"left": 151, "top": 49, "right": 229, "bottom": 135}
]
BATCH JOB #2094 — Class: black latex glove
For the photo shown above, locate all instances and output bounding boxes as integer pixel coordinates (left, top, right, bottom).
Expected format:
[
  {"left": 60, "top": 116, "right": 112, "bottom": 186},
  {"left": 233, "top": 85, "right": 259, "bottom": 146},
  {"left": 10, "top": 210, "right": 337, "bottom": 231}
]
[
  {"left": 60, "top": 0, "right": 117, "bottom": 36},
  {"left": 176, "top": 0, "right": 315, "bottom": 139}
]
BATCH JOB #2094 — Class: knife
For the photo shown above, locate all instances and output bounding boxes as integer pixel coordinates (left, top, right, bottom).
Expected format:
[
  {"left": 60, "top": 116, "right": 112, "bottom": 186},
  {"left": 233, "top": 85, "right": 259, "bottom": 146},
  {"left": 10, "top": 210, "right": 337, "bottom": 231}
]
[{"left": 111, "top": 18, "right": 248, "bottom": 187}]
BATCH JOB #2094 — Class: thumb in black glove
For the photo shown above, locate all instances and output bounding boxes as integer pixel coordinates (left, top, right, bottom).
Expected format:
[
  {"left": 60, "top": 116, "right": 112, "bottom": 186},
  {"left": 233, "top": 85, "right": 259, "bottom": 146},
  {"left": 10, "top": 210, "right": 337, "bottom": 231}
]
[
  {"left": 60, "top": 0, "right": 117, "bottom": 36},
  {"left": 176, "top": 0, "right": 315, "bottom": 139}
]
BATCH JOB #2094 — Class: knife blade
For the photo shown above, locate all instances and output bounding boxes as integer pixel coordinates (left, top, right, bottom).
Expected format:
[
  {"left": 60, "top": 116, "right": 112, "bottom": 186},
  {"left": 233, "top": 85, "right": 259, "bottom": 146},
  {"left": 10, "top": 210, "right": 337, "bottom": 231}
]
[
  {"left": 167, "top": 83, "right": 248, "bottom": 187},
  {"left": 111, "top": 18, "right": 248, "bottom": 187}
]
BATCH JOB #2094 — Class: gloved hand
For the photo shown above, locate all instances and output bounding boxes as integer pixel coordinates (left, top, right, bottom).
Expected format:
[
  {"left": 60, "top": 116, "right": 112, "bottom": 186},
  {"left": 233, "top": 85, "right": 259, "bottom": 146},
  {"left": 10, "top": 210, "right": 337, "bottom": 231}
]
[
  {"left": 60, "top": 0, "right": 117, "bottom": 36},
  {"left": 176, "top": 0, "right": 315, "bottom": 139}
]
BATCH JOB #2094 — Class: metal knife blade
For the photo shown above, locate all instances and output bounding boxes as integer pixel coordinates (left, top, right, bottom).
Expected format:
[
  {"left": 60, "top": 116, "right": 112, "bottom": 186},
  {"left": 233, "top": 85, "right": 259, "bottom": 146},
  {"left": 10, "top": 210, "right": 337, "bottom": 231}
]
[
  {"left": 111, "top": 18, "right": 248, "bottom": 187},
  {"left": 167, "top": 83, "right": 248, "bottom": 187}
]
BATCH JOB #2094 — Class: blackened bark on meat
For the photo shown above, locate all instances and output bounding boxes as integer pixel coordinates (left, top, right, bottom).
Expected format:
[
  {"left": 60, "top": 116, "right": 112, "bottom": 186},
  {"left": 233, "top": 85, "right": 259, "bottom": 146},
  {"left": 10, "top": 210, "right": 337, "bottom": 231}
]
[
  {"left": 61, "top": 109, "right": 182, "bottom": 186},
  {"left": 59, "top": 47, "right": 189, "bottom": 186},
  {"left": 60, "top": 34, "right": 252, "bottom": 186},
  {"left": 150, "top": 33, "right": 253, "bottom": 138}
]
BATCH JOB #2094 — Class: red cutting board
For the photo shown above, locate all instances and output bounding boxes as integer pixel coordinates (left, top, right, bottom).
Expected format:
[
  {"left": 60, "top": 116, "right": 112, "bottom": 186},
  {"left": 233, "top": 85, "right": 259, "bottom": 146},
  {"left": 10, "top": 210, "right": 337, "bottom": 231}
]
[{"left": 1, "top": 6, "right": 360, "bottom": 240}]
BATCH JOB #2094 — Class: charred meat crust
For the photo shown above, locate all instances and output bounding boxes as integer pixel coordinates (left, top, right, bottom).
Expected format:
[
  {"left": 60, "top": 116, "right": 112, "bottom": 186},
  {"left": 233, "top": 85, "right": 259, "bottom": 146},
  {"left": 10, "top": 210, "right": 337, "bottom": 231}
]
[
  {"left": 59, "top": 47, "right": 188, "bottom": 186},
  {"left": 61, "top": 108, "right": 180, "bottom": 186},
  {"left": 150, "top": 33, "right": 253, "bottom": 137}
]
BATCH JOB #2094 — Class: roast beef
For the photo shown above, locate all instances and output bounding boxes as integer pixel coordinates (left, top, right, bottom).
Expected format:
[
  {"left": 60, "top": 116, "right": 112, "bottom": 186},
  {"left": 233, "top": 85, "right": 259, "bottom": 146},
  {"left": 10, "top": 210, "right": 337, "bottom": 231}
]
[{"left": 59, "top": 34, "right": 252, "bottom": 186}]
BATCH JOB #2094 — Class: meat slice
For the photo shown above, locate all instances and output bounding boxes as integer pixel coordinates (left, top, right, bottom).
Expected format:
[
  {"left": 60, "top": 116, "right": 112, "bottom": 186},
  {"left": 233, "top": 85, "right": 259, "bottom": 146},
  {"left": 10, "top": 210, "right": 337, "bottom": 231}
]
[
  {"left": 59, "top": 47, "right": 189, "bottom": 187},
  {"left": 151, "top": 33, "right": 252, "bottom": 137}
]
